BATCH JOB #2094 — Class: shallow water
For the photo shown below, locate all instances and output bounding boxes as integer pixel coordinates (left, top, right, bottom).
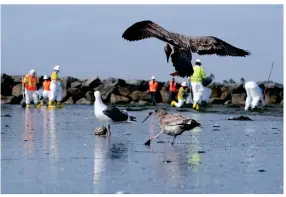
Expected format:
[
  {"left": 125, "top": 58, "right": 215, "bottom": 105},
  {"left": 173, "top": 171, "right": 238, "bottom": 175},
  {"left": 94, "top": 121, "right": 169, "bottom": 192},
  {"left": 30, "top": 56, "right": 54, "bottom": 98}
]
[{"left": 1, "top": 104, "right": 283, "bottom": 194}]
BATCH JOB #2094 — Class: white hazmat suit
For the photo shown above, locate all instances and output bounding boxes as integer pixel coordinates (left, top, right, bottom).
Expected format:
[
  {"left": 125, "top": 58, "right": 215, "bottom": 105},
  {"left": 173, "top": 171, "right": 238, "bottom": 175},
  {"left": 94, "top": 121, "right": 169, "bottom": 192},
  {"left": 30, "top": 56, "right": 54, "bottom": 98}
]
[{"left": 244, "top": 81, "right": 265, "bottom": 110}]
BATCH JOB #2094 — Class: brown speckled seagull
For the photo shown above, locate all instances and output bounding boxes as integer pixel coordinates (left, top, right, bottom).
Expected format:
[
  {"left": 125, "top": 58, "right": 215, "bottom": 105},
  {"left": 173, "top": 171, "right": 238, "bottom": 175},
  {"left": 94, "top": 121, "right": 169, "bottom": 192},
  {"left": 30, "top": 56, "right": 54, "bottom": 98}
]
[
  {"left": 141, "top": 109, "right": 201, "bottom": 145},
  {"left": 122, "top": 20, "right": 251, "bottom": 78}
]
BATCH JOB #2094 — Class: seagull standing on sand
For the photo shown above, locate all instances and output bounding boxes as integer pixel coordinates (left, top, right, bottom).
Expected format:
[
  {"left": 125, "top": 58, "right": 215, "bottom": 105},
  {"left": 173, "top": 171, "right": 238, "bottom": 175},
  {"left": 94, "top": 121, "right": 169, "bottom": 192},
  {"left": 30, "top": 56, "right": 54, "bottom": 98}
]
[
  {"left": 94, "top": 91, "right": 137, "bottom": 135},
  {"left": 122, "top": 20, "right": 251, "bottom": 78},
  {"left": 142, "top": 109, "right": 201, "bottom": 145}
]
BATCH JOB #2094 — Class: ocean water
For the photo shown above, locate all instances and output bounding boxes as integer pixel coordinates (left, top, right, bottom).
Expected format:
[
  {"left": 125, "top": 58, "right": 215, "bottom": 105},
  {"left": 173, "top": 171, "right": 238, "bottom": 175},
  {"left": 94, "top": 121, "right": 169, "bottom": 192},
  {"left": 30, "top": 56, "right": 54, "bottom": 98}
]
[{"left": 1, "top": 104, "right": 283, "bottom": 194}]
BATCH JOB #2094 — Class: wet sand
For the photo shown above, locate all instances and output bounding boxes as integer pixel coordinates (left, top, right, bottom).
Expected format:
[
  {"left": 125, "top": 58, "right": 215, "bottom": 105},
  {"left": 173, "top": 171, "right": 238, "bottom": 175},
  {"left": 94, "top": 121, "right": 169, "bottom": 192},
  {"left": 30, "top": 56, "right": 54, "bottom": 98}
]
[{"left": 1, "top": 104, "right": 283, "bottom": 194}]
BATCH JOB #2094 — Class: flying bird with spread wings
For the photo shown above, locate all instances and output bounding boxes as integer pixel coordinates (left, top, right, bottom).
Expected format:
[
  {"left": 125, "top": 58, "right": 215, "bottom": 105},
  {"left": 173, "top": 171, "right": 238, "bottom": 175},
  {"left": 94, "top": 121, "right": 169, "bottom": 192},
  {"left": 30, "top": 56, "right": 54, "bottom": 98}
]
[{"left": 122, "top": 20, "right": 251, "bottom": 78}]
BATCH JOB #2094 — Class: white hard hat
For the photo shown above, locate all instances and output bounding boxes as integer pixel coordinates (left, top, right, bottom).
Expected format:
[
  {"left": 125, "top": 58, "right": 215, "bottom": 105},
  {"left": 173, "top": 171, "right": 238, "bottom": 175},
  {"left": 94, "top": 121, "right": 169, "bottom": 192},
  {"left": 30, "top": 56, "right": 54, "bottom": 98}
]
[
  {"left": 151, "top": 76, "right": 155, "bottom": 80},
  {"left": 195, "top": 59, "right": 201, "bottom": 63},
  {"left": 181, "top": 81, "right": 187, "bottom": 87},
  {"left": 43, "top": 75, "right": 48, "bottom": 80},
  {"left": 54, "top": 65, "right": 60, "bottom": 71},
  {"left": 30, "top": 69, "right": 36, "bottom": 75}
]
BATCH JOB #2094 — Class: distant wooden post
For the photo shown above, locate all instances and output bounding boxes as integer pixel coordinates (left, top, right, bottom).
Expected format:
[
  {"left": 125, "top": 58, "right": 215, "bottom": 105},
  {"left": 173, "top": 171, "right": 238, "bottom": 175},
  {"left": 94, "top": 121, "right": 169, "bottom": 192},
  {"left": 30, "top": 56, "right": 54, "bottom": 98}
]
[{"left": 263, "top": 62, "right": 274, "bottom": 98}]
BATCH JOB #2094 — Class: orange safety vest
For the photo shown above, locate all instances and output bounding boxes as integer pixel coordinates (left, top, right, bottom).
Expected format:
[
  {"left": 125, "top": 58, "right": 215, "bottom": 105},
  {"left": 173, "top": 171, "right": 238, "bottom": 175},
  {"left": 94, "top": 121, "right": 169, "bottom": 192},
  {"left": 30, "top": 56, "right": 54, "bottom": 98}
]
[
  {"left": 43, "top": 80, "right": 51, "bottom": 91},
  {"left": 149, "top": 80, "right": 158, "bottom": 92},
  {"left": 169, "top": 81, "right": 177, "bottom": 92},
  {"left": 23, "top": 74, "right": 38, "bottom": 91}
]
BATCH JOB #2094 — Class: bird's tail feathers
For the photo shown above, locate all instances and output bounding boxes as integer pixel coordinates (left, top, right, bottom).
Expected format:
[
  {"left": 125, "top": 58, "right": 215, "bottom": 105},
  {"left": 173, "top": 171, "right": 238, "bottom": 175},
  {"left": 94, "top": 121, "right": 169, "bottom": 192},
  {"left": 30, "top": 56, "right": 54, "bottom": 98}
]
[
  {"left": 178, "top": 119, "right": 201, "bottom": 130},
  {"left": 129, "top": 116, "right": 137, "bottom": 122}
]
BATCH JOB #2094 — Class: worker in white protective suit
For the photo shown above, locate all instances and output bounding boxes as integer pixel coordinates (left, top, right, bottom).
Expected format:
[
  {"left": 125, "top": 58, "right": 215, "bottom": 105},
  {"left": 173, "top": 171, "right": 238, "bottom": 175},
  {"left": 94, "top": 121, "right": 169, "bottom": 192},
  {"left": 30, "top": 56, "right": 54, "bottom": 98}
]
[
  {"left": 22, "top": 69, "right": 41, "bottom": 108},
  {"left": 48, "top": 65, "right": 63, "bottom": 108},
  {"left": 170, "top": 81, "right": 189, "bottom": 108},
  {"left": 40, "top": 75, "right": 51, "bottom": 106},
  {"left": 244, "top": 81, "right": 265, "bottom": 111},
  {"left": 189, "top": 59, "right": 207, "bottom": 110}
]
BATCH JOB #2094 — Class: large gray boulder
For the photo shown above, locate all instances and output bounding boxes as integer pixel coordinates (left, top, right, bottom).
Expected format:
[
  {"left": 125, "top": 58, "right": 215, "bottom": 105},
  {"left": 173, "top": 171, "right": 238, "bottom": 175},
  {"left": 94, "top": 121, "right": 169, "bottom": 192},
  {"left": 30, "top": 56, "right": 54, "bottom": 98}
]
[
  {"left": 231, "top": 93, "right": 246, "bottom": 105},
  {"left": 11, "top": 75, "right": 23, "bottom": 84},
  {"left": 160, "top": 86, "right": 170, "bottom": 103},
  {"left": 67, "top": 88, "right": 83, "bottom": 103},
  {"left": 118, "top": 87, "right": 131, "bottom": 97},
  {"left": 129, "top": 91, "right": 151, "bottom": 102},
  {"left": 12, "top": 83, "right": 23, "bottom": 97},
  {"left": 126, "top": 80, "right": 149, "bottom": 91},
  {"left": 64, "top": 97, "right": 74, "bottom": 104},
  {"left": 85, "top": 91, "right": 95, "bottom": 103},
  {"left": 1, "top": 73, "right": 14, "bottom": 96},
  {"left": 94, "top": 84, "right": 117, "bottom": 102},
  {"left": 62, "top": 76, "right": 79, "bottom": 89},
  {"left": 76, "top": 98, "right": 91, "bottom": 105},
  {"left": 71, "top": 81, "right": 82, "bottom": 89},
  {"left": 81, "top": 77, "right": 101, "bottom": 90},
  {"left": 102, "top": 77, "right": 126, "bottom": 87},
  {"left": 1, "top": 96, "right": 15, "bottom": 104},
  {"left": 110, "top": 93, "right": 130, "bottom": 104}
]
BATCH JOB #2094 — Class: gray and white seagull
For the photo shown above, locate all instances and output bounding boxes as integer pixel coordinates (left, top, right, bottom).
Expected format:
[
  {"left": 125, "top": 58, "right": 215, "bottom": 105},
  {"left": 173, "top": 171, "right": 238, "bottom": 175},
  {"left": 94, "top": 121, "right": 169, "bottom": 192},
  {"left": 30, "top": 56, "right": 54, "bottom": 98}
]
[
  {"left": 122, "top": 20, "right": 251, "bottom": 78},
  {"left": 94, "top": 91, "right": 137, "bottom": 136}
]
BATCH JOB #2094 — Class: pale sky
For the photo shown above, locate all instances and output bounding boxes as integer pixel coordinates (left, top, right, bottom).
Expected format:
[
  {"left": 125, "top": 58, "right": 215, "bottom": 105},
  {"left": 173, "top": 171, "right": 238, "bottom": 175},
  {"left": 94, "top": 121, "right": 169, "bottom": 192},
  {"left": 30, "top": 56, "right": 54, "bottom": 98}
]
[{"left": 1, "top": 4, "right": 284, "bottom": 83}]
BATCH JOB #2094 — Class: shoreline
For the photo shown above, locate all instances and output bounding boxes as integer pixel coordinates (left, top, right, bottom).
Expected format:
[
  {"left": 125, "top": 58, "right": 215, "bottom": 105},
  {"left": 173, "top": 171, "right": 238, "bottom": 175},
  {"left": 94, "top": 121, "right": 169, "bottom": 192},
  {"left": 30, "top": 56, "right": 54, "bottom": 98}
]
[{"left": 1, "top": 73, "right": 284, "bottom": 108}]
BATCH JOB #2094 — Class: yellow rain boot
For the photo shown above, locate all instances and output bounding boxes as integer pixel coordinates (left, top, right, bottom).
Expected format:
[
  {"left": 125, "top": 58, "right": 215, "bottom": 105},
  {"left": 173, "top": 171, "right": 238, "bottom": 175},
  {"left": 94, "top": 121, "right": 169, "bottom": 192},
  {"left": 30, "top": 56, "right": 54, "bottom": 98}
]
[
  {"left": 170, "top": 101, "right": 177, "bottom": 107},
  {"left": 26, "top": 104, "right": 30, "bottom": 108},
  {"left": 192, "top": 103, "right": 197, "bottom": 109},
  {"left": 35, "top": 103, "right": 41, "bottom": 108},
  {"left": 56, "top": 101, "right": 63, "bottom": 108},
  {"left": 195, "top": 103, "right": 200, "bottom": 110},
  {"left": 48, "top": 100, "right": 56, "bottom": 108},
  {"left": 40, "top": 100, "right": 44, "bottom": 106}
]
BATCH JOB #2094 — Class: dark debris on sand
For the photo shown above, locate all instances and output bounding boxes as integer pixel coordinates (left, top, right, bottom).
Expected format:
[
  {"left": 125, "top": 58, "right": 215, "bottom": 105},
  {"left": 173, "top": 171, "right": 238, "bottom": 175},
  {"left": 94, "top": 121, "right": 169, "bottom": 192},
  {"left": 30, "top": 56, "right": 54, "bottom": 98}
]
[{"left": 228, "top": 115, "right": 253, "bottom": 121}]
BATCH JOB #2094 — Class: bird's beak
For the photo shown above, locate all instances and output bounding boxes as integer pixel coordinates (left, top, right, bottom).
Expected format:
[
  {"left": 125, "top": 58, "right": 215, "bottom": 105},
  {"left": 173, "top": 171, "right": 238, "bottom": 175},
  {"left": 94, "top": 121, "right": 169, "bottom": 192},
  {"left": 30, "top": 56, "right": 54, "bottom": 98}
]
[{"left": 141, "top": 112, "right": 153, "bottom": 123}]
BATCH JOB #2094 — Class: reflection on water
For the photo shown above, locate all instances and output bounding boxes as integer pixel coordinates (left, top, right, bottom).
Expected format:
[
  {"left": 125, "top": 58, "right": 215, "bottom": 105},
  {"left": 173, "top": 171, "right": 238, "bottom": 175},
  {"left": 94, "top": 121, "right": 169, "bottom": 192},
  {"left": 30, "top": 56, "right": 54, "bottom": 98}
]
[
  {"left": 1, "top": 104, "right": 282, "bottom": 194},
  {"left": 47, "top": 107, "right": 60, "bottom": 186},
  {"left": 23, "top": 109, "right": 35, "bottom": 157},
  {"left": 42, "top": 107, "right": 49, "bottom": 153},
  {"left": 159, "top": 145, "right": 186, "bottom": 189},
  {"left": 187, "top": 113, "right": 202, "bottom": 172},
  {"left": 107, "top": 143, "right": 128, "bottom": 160},
  {"left": 93, "top": 138, "right": 108, "bottom": 193},
  {"left": 244, "top": 122, "right": 257, "bottom": 183},
  {"left": 48, "top": 108, "right": 59, "bottom": 160}
]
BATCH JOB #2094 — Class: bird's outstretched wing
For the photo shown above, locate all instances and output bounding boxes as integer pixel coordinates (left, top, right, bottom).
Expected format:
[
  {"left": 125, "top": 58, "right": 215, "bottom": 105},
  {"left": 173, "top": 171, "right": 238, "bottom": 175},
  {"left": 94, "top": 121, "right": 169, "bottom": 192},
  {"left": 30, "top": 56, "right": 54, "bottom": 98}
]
[
  {"left": 170, "top": 48, "right": 194, "bottom": 78},
  {"left": 103, "top": 106, "right": 128, "bottom": 122},
  {"left": 122, "top": 20, "right": 189, "bottom": 49},
  {"left": 190, "top": 36, "right": 251, "bottom": 57}
]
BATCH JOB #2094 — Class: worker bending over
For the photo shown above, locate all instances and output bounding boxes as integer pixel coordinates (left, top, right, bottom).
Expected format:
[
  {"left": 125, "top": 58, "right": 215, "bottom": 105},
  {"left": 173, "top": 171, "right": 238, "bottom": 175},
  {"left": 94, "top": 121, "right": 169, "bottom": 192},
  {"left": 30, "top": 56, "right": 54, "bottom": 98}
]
[
  {"left": 171, "top": 81, "right": 188, "bottom": 108},
  {"left": 244, "top": 81, "right": 265, "bottom": 110},
  {"left": 190, "top": 59, "right": 207, "bottom": 110},
  {"left": 22, "top": 69, "right": 40, "bottom": 108},
  {"left": 49, "top": 65, "right": 63, "bottom": 108}
]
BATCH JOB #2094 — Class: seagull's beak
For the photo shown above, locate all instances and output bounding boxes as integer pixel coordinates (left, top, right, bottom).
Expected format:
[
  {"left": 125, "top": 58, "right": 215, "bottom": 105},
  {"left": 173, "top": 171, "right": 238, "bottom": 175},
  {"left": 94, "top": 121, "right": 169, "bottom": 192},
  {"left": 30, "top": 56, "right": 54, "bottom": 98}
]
[{"left": 141, "top": 112, "right": 153, "bottom": 123}]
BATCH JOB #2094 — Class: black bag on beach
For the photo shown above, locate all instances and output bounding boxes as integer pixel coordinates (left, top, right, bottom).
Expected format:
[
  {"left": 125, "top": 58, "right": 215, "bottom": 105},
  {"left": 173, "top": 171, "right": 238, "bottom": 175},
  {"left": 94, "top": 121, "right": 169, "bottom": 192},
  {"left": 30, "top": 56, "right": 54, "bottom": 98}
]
[
  {"left": 199, "top": 67, "right": 213, "bottom": 87},
  {"left": 202, "top": 76, "right": 213, "bottom": 87}
]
